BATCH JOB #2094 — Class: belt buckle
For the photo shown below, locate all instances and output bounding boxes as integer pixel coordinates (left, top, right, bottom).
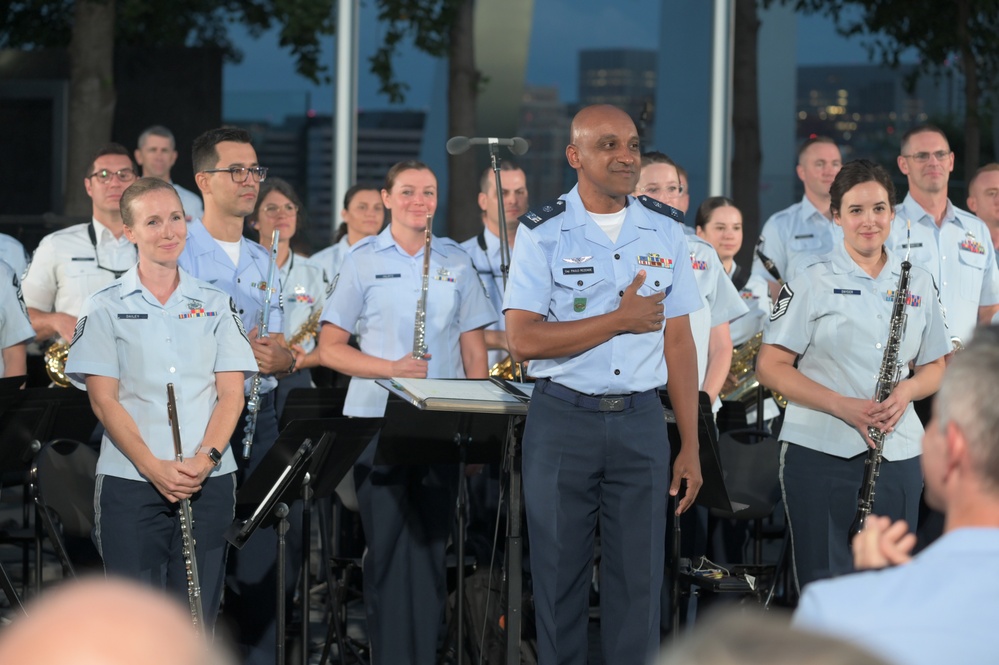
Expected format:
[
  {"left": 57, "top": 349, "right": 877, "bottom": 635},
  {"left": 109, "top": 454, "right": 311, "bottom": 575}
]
[{"left": 599, "top": 396, "right": 625, "bottom": 412}]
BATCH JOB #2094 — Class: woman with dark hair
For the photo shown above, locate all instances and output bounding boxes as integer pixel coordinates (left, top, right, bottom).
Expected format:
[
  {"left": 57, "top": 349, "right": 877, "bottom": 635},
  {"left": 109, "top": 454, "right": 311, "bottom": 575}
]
[
  {"left": 317, "top": 160, "right": 495, "bottom": 664},
  {"left": 310, "top": 183, "right": 384, "bottom": 280},
  {"left": 245, "top": 177, "right": 329, "bottom": 414},
  {"left": 757, "top": 159, "right": 949, "bottom": 590}
]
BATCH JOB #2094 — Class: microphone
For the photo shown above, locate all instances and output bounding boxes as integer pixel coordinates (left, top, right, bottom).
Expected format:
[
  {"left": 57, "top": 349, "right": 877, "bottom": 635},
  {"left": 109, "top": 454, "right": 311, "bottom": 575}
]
[{"left": 446, "top": 136, "right": 529, "bottom": 156}]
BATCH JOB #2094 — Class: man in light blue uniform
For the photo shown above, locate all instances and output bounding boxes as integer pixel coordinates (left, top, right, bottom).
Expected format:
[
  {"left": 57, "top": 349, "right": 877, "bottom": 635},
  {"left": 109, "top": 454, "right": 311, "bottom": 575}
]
[
  {"left": 795, "top": 328, "right": 999, "bottom": 665},
  {"left": 319, "top": 163, "right": 495, "bottom": 664},
  {"left": 504, "top": 105, "right": 703, "bottom": 665},
  {"left": 461, "top": 161, "right": 529, "bottom": 369},
  {"left": 752, "top": 137, "right": 843, "bottom": 295},
  {"left": 0, "top": 262, "right": 35, "bottom": 377},
  {"left": 0, "top": 235, "right": 29, "bottom": 281},
  {"left": 178, "top": 127, "right": 295, "bottom": 665},
  {"left": 890, "top": 125, "right": 999, "bottom": 347}
]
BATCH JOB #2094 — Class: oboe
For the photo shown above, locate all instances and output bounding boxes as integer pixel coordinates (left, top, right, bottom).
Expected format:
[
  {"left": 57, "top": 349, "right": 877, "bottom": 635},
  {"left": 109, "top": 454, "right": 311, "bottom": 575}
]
[
  {"left": 412, "top": 214, "right": 432, "bottom": 359},
  {"left": 242, "top": 229, "right": 280, "bottom": 460},
  {"left": 166, "top": 383, "right": 206, "bottom": 636},
  {"left": 848, "top": 259, "right": 911, "bottom": 543}
]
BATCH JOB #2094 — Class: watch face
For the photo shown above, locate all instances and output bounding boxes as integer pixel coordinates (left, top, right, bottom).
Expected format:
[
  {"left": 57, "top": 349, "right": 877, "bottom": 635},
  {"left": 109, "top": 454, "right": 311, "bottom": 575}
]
[{"left": 207, "top": 448, "right": 222, "bottom": 465}]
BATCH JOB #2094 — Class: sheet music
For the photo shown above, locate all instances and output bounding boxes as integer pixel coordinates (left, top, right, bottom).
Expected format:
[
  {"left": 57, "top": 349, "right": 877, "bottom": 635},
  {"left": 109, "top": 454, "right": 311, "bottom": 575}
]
[{"left": 390, "top": 378, "right": 523, "bottom": 403}]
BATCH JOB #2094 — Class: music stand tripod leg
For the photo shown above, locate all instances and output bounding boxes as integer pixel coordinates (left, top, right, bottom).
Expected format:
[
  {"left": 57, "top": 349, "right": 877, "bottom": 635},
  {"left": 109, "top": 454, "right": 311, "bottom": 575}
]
[
  {"left": 0, "top": 559, "right": 26, "bottom": 616},
  {"left": 504, "top": 417, "right": 523, "bottom": 665}
]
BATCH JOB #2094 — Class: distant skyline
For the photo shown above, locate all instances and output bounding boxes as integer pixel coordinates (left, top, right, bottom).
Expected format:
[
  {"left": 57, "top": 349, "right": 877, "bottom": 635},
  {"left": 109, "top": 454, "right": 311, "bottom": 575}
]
[{"left": 223, "top": 2, "right": 899, "bottom": 118}]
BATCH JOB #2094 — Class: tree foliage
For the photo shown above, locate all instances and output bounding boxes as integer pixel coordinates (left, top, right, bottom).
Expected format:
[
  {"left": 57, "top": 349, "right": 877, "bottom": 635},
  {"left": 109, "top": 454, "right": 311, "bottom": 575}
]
[
  {"left": 778, "top": 0, "right": 999, "bottom": 174},
  {"left": 0, "top": 0, "right": 337, "bottom": 82}
]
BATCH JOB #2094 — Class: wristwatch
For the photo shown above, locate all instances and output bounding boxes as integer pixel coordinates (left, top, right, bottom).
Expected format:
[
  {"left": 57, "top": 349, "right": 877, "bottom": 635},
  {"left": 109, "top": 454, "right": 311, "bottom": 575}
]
[{"left": 199, "top": 447, "right": 222, "bottom": 467}]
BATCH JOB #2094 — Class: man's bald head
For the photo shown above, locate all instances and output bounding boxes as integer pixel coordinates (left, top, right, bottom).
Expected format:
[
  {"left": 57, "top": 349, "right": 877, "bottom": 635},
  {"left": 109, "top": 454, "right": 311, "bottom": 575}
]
[
  {"left": 566, "top": 104, "right": 641, "bottom": 211},
  {"left": 0, "top": 577, "right": 232, "bottom": 665},
  {"left": 569, "top": 104, "right": 636, "bottom": 144}
]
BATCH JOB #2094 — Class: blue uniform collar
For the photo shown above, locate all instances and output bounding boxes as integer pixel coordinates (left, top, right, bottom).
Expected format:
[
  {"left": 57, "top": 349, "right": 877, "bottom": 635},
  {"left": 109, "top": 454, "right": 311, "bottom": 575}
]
[
  {"left": 798, "top": 195, "right": 830, "bottom": 224},
  {"left": 828, "top": 241, "right": 902, "bottom": 280},
  {"left": 117, "top": 264, "right": 204, "bottom": 305},
  {"left": 898, "top": 193, "right": 967, "bottom": 231},
  {"left": 372, "top": 223, "right": 452, "bottom": 258}
]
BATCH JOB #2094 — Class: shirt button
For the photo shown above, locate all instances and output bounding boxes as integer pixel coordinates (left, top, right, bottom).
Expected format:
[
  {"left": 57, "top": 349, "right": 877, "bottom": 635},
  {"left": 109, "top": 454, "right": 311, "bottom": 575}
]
[
  {"left": 577, "top": 280, "right": 583, "bottom": 287},
  {"left": 240, "top": 309, "right": 244, "bottom": 314},
  {"left": 169, "top": 367, "right": 176, "bottom": 373},
  {"left": 237, "top": 278, "right": 241, "bottom": 283},
  {"left": 655, "top": 281, "right": 660, "bottom": 287},
  {"left": 619, "top": 290, "right": 624, "bottom": 297},
  {"left": 876, "top": 343, "right": 882, "bottom": 349},
  {"left": 614, "top": 253, "right": 620, "bottom": 260},
  {"left": 614, "top": 369, "right": 621, "bottom": 375}
]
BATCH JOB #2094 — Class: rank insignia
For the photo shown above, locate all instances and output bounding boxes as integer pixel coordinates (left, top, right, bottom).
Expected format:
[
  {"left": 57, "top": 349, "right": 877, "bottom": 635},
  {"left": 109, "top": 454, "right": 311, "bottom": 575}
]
[
  {"left": 770, "top": 283, "right": 793, "bottom": 321},
  {"left": 573, "top": 297, "right": 587, "bottom": 313},
  {"left": 519, "top": 199, "right": 565, "bottom": 229},
  {"left": 638, "top": 253, "right": 673, "bottom": 269},
  {"left": 637, "top": 196, "right": 684, "bottom": 222}
]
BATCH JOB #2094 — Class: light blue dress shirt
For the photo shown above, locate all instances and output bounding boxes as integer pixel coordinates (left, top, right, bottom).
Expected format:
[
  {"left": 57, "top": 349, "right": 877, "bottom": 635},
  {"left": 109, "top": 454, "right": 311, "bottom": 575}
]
[
  {"left": 890, "top": 193, "right": 999, "bottom": 345},
  {"left": 178, "top": 220, "right": 284, "bottom": 395},
  {"left": 0, "top": 261, "right": 36, "bottom": 375},
  {"left": 310, "top": 236, "right": 350, "bottom": 282},
  {"left": 460, "top": 228, "right": 509, "bottom": 368},
  {"left": 795, "top": 528, "right": 999, "bottom": 665},
  {"left": 280, "top": 252, "right": 328, "bottom": 354},
  {"left": 66, "top": 266, "right": 257, "bottom": 481},
  {"left": 502, "top": 187, "right": 703, "bottom": 395},
  {"left": 752, "top": 196, "right": 843, "bottom": 283},
  {"left": 764, "top": 243, "right": 950, "bottom": 461},
  {"left": 320, "top": 226, "right": 497, "bottom": 418}
]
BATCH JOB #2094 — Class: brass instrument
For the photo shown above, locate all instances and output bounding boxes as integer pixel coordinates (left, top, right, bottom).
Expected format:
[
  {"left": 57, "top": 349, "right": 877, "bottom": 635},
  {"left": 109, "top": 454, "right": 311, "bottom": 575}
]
[
  {"left": 242, "top": 229, "right": 280, "bottom": 460},
  {"left": 413, "top": 214, "right": 432, "bottom": 359},
  {"left": 720, "top": 332, "right": 787, "bottom": 408},
  {"left": 166, "top": 383, "right": 206, "bottom": 636},
  {"left": 848, "top": 260, "right": 912, "bottom": 543},
  {"left": 44, "top": 340, "right": 71, "bottom": 387},
  {"left": 287, "top": 309, "right": 321, "bottom": 349},
  {"left": 489, "top": 354, "right": 516, "bottom": 380}
]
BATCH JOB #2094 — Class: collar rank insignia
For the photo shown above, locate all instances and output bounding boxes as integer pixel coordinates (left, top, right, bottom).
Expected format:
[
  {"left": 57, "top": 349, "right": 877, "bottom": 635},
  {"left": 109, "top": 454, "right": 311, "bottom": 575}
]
[
  {"left": 638, "top": 253, "right": 673, "bottom": 269},
  {"left": 434, "top": 267, "right": 455, "bottom": 283},
  {"left": 519, "top": 199, "right": 565, "bottom": 230},
  {"left": 637, "top": 195, "right": 684, "bottom": 223}
]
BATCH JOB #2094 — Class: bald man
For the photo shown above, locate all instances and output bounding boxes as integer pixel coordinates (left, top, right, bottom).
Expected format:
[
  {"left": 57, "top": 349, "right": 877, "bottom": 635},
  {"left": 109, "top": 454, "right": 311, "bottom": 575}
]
[
  {"left": 0, "top": 577, "right": 232, "bottom": 665},
  {"left": 504, "top": 104, "right": 703, "bottom": 664}
]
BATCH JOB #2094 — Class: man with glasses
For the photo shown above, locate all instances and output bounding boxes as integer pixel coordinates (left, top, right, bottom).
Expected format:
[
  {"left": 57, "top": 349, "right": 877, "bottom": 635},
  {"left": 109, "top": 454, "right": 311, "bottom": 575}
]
[
  {"left": 965, "top": 163, "right": 999, "bottom": 254},
  {"left": 891, "top": 125, "right": 999, "bottom": 348},
  {"left": 134, "top": 125, "right": 204, "bottom": 222},
  {"left": 22, "top": 143, "right": 138, "bottom": 345},
  {"left": 178, "top": 126, "right": 295, "bottom": 665},
  {"left": 751, "top": 136, "right": 843, "bottom": 300}
]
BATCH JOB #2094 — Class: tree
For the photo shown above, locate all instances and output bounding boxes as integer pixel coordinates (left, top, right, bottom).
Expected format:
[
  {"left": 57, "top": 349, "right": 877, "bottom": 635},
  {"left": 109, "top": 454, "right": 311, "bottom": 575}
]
[
  {"left": 784, "top": 0, "right": 999, "bottom": 178},
  {"left": 1, "top": 0, "right": 336, "bottom": 214},
  {"left": 370, "top": 0, "right": 479, "bottom": 241},
  {"left": 730, "top": 0, "right": 762, "bottom": 275}
]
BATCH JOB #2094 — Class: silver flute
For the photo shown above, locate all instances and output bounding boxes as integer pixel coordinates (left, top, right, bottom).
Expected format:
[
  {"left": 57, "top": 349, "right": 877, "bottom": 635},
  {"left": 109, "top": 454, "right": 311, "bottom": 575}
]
[
  {"left": 167, "top": 383, "right": 206, "bottom": 636},
  {"left": 412, "top": 214, "right": 432, "bottom": 359},
  {"left": 242, "top": 229, "right": 280, "bottom": 460}
]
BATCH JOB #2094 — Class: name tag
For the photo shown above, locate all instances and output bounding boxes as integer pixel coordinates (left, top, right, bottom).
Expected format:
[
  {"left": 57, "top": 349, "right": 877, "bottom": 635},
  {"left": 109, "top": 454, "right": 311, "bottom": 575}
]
[
  {"left": 71, "top": 257, "right": 95, "bottom": 262},
  {"left": 901, "top": 242, "right": 923, "bottom": 249},
  {"left": 562, "top": 267, "right": 594, "bottom": 275},
  {"left": 833, "top": 289, "right": 861, "bottom": 295},
  {"left": 375, "top": 273, "right": 401, "bottom": 279},
  {"left": 793, "top": 234, "right": 814, "bottom": 240},
  {"left": 117, "top": 313, "right": 148, "bottom": 319}
]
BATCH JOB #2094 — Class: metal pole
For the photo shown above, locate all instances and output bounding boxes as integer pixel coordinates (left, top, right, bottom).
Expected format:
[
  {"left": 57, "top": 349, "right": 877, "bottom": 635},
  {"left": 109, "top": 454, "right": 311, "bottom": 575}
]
[
  {"left": 709, "top": 0, "right": 733, "bottom": 196},
  {"left": 333, "top": 0, "right": 360, "bottom": 241}
]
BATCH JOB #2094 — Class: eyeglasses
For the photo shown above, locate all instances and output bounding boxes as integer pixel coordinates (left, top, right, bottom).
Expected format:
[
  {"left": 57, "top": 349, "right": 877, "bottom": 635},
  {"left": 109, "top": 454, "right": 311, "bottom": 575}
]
[
  {"left": 640, "top": 184, "right": 685, "bottom": 199},
  {"left": 88, "top": 168, "right": 137, "bottom": 184},
  {"left": 901, "top": 150, "right": 951, "bottom": 163},
  {"left": 201, "top": 166, "right": 268, "bottom": 183},
  {"left": 262, "top": 203, "right": 298, "bottom": 216}
]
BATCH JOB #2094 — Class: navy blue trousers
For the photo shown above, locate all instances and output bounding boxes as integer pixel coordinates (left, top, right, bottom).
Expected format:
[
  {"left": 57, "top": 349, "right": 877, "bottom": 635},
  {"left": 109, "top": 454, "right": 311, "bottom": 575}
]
[
  {"left": 523, "top": 387, "right": 670, "bottom": 665},
  {"left": 94, "top": 471, "right": 236, "bottom": 627},
  {"left": 780, "top": 442, "right": 921, "bottom": 592}
]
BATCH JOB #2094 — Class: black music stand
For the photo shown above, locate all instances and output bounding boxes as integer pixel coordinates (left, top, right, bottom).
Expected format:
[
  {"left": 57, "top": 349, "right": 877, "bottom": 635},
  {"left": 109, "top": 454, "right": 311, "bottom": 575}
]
[
  {"left": 226, "top": 429, "right": 327, "bottom": 665},
  {"left": 375, "top": 384, "right": 520, "bottom": 665},
  {"left": 660, "top": 390, "right": 741, "bottom": 635},
  {"left": 0, "top": 376, "right": 28, "bottom": 614}
]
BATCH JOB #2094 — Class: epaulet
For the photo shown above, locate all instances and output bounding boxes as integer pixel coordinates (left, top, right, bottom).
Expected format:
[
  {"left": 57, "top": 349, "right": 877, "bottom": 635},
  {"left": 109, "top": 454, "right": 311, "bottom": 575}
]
[
  {"left": 519, "top": 199, "right": 566, "bottom": 230},
  {"left": 637, "top": 195, "right": 685, "bottom": 223}
]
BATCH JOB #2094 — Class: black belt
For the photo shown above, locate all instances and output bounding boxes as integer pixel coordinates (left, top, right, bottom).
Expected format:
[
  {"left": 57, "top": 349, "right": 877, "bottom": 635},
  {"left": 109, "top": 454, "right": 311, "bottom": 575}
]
[{"left": 535, "top": 378, "right": 658, "bottom": 413}]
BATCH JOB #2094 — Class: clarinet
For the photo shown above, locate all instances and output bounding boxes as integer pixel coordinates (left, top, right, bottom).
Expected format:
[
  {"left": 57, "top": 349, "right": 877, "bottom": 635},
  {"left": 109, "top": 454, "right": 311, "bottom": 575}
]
[
  {"left": 166, "top": 383, "right": 206, "bottom": 636},
  {"left": 755, "top": 243, "right": 784, "bottom": 284},
  {"left": 242, "top": 229, "right": 280, "bottom": 460},
  {"left": 848, "top": 259, "right": 911, "bottom": 543},
  {"left": 412, "top": 214, "right": 432, "bottom": 359}
]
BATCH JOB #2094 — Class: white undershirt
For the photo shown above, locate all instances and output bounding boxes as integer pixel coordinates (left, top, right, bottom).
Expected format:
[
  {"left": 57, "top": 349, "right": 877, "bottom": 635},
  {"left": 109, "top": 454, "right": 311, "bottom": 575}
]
[
  {"left": 588, "top": 209, "right": 627, "bottom": 244},
  {"left": 214, "top": 238, "right": 241, "bottom": 267}
]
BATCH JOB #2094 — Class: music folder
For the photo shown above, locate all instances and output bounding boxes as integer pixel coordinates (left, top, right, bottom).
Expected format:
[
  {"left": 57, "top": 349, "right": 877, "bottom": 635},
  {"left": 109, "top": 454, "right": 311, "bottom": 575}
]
[{"left": 376, "top": 377, "right": 531, "bottom": 416}]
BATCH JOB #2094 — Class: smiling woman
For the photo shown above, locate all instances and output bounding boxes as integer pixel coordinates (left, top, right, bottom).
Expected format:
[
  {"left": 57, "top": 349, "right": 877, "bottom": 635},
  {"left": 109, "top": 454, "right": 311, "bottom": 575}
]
[{"left": 63, "top": 177, "right": 257, "bottom": 629}]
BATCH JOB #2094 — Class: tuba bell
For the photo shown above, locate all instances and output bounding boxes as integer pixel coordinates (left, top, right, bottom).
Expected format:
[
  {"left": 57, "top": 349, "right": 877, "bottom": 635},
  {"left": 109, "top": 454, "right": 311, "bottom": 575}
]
[{"left": 44, "top": 340, "right": 71, "bottom": 388}]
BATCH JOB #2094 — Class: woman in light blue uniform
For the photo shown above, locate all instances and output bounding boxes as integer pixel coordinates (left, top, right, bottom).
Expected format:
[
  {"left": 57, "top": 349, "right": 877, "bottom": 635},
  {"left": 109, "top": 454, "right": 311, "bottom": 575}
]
[
  {"left": 65, "top": 178, "right": 257, "bottom": 625},
  {"left": 0, "top": 261, "right": 35, "bottom": 378},
  {"left": 246, "top": 177, "right": 329, "bottom": 415},
  {"left": 758, "top": 160, "right": 950, "bottom": 591},
  {"left": 310, "top": 184, "right": 385, "bottom": 281},
  {"left": 318, "top": 161, "right": 495, "bottom": 665}
]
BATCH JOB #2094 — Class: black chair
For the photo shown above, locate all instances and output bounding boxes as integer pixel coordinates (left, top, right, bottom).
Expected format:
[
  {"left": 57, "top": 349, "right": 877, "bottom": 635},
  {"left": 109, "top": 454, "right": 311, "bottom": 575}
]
[{"left": 32, "top": 439, "right": 98, "bottom": 579}]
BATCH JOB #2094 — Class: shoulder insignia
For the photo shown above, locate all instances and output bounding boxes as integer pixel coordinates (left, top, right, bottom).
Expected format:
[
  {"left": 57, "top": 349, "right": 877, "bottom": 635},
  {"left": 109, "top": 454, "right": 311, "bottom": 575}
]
[
  {"left": 70, "top": 315, "right": 87, "bottom": 347},
  {"left": 519, "top": 199, "right": 566, "bottom": 230},
  {"left": 637, "top": 195, "right": 684, "bottom": 223},
  {"left": 770, "top": 283, "right": 794, "bottom": 321}
]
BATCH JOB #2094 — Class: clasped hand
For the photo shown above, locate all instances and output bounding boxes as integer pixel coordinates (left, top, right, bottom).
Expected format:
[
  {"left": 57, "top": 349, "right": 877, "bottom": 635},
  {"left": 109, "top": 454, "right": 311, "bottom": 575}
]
[{"left": 836, "top": 381, "right": 914, "bottom": 449}]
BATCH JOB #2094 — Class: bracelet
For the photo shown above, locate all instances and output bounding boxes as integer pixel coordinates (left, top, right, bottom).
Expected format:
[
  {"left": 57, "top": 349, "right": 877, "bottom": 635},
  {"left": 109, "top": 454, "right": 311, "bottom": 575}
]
[{"left": 286, "top": 350, "right": 297, "bottom": 374}]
